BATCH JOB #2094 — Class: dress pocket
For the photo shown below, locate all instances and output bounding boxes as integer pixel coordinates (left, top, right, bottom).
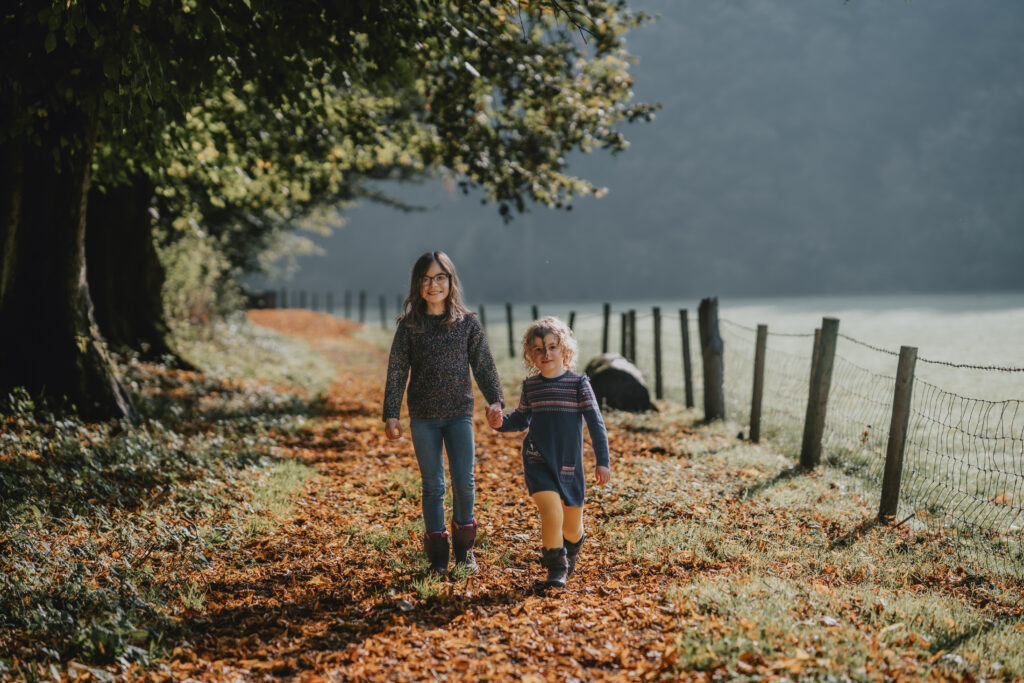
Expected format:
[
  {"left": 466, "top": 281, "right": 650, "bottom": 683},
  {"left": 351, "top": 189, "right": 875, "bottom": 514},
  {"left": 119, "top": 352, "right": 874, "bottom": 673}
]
[{"left": 524, "top": 438, "right": 545, "bottom": 464}]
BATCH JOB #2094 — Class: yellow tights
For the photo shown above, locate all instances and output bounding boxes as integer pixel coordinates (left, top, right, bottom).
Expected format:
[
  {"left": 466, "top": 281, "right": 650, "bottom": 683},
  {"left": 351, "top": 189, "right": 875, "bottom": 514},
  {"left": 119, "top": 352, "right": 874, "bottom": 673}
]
[{"left": 531, "top": 490, "right": 583, "bottom": 550}]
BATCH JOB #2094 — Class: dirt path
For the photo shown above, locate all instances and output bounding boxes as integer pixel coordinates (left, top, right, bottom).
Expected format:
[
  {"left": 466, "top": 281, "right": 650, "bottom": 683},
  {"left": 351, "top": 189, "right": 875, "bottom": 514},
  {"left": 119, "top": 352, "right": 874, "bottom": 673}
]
[
  {"left": 163, "top": 312, "right": 1022, "bottom": 682},
  {"left": 167, "top": 312, "right": 692, "bottom": 681}
]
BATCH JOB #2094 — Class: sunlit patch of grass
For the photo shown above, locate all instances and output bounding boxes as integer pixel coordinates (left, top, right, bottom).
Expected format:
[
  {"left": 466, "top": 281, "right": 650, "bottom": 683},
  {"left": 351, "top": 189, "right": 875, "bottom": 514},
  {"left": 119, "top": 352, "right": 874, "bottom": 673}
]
[
  {"left": 362, "top": 526, "right": 393, "bottom": 551},
  {"left": 178, "top": 580, "right": 208, "bottom": 612},
  {"left": 243, "top": 459, "right": 316, "bottom": 539},
  {"left": 491, "top": 548, "right": 515, "bottom": 568},
  {"left": 412, "top": 574, "right": 442, "bottom": 600},
  {"left": 449, "top": 564, "right": 475, "bottom": 581},
  {"left": 177, "top": 313, "right": 335, "bottom": 396},
  {"left": 386, "top": 466, "right": 421, "bottom": 501},
  {"left": 253, "top": 459, "right": 316, "bottom": 516}
]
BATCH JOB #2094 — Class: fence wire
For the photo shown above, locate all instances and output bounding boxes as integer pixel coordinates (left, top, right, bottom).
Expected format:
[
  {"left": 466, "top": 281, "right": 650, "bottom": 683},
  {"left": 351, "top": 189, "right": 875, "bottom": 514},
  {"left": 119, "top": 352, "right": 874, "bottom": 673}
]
[
  {"left": 477, "top": 303, "right": 1024, "bottom": 575},
  {"left": 719, "top": 316, "right": 1023, "bottom": 576},
  {"left": 820, "top": 351, "right": 897, "bottom": 485},
  {"left": 899, "top": 382, "right": 1024, "bottom": 575}
]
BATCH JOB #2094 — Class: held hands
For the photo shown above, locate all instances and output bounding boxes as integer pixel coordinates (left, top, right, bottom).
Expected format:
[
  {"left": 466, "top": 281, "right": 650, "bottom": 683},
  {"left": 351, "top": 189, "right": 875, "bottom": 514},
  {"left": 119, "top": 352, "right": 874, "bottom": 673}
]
[
  {"left": 486, "top": 402, "right": 503, "bottom": 429},
  {"left": 595, "top": 465, "right": 611, "bottom": 486},
  {"left": 384, "top": 418, "right": 402, "bottom": 441}
]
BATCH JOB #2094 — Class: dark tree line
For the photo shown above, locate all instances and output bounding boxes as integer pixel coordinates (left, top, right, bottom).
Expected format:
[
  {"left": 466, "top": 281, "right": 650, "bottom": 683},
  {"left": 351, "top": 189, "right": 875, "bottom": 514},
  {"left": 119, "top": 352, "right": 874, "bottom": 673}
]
[{"left": 1, "top": 1, "right": 655, "bottom": 420}]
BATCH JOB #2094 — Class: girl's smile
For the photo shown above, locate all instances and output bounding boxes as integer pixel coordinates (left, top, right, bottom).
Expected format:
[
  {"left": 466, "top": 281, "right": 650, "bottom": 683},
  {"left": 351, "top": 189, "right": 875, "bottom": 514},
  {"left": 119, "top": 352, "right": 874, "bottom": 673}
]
[{"left": 421, "top": 262, "right": 450, "bottom": 314}]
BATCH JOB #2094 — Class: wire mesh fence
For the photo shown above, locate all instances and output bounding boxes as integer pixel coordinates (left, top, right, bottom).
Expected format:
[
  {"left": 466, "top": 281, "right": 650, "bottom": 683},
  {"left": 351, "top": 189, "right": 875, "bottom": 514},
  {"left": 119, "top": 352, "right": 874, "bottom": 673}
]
[
  {"left": 312, "top": 292, "right": 1023, "bottom": 575},
  {"left": 718, "top": 315, "right": 1024, "bottom": 577}
]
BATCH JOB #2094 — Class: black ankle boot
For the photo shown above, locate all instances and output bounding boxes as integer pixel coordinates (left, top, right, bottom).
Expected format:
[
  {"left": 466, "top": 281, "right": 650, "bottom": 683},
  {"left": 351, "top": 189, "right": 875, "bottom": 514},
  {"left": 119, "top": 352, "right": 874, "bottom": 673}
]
[
  {"left": 540, "top": 547, "right": 568, "bottom": 588},
  {"left": 451, "top": 520, "right": 478, "bottom": 573},
  {"left": 564, "top": 534, "right": 585, "bottom": 577},
  {"left": 423, "top": 531, "right": 450, "bottom": 574}
]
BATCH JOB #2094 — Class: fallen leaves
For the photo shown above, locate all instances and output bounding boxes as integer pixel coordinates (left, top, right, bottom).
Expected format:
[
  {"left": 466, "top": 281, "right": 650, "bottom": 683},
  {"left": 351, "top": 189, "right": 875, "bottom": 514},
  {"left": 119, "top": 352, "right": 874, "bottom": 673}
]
[{"left": 133, "top": 311, "right": 1024, "bottom": 681}]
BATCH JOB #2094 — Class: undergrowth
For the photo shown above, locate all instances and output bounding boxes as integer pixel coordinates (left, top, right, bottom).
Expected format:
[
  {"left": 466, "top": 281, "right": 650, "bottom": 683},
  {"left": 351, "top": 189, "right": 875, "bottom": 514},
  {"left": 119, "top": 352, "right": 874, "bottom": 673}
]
[{"left": 0, "top": 317, "right": 332, "bottom": 681}]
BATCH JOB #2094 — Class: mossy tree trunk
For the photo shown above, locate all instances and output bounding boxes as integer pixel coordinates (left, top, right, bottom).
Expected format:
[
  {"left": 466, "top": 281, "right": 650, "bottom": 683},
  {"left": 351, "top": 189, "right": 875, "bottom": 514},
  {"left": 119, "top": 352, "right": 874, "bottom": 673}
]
[{"left": 0, "top": 107, "right": 137, "bottom": 422}]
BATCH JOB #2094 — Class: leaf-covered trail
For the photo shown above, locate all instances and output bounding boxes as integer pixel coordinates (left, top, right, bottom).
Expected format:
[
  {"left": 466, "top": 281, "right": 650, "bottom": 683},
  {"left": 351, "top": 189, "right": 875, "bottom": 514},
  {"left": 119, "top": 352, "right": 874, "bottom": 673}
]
[
  {"left": 166, "top": 311, "right": 1022, "bottom": 681},
  {"left": 167, "top": 312, "right": 701, "bottom": 681}
]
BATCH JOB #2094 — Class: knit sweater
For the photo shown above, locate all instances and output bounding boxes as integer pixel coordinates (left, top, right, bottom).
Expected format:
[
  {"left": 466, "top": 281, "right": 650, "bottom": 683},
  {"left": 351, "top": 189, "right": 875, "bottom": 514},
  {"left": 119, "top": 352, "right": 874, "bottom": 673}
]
[
  {"left": 383, "top": 313, "right": 503, "bottom": 421},
  {"left": 498, "top": 371, "right": 609, "bottom": 505}
]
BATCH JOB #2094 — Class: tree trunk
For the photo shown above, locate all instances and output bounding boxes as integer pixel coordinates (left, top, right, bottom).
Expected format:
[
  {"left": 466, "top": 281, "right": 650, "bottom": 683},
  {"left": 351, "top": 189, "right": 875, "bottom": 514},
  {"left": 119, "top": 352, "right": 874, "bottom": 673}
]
[
  {"left": 86, "top": 177, "right": 182, "bottom": 362},
  {"left": 0, "top": 108, "right": 137, "bottom": 422}
]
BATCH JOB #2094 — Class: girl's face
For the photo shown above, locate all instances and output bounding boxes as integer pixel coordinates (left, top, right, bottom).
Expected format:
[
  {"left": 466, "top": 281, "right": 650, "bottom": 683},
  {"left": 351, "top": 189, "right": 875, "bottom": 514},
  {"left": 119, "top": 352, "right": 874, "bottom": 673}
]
[
  {"left": 420, "top": 261, "right": 450, "bottom": 314},
  {"left": 531, "top": 333, "right": 566, "bottom": 378}
]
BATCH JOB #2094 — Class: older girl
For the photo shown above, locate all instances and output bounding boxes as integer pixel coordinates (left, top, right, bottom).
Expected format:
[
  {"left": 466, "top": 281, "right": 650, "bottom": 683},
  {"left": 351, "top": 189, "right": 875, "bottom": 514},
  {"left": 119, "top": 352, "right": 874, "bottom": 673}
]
[{"left": 383, "top": 251, "right": 503, "bottom": 574}]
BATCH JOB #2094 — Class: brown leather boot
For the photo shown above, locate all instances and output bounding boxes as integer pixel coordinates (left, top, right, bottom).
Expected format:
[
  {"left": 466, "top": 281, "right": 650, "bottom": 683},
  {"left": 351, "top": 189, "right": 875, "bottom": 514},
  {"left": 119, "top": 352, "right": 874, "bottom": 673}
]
[
  {"left": 564, "top": 534, "right": 585, "bottom": 577},
  {"left": 423, "top": 531, "right": 449, "bottom": 574},
  {"left": 540, "top": 547, "right": 568, "bottom": 588},
  {"left": 451, "top": 520, "right": 478, "bottom": 573}
]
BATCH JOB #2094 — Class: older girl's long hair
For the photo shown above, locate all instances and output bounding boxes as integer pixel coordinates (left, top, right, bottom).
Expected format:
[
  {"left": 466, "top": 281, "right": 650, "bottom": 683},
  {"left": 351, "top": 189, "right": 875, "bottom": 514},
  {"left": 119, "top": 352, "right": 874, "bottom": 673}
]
[{"left": 397, "top": 251, "right": 471, "bottom": 331}]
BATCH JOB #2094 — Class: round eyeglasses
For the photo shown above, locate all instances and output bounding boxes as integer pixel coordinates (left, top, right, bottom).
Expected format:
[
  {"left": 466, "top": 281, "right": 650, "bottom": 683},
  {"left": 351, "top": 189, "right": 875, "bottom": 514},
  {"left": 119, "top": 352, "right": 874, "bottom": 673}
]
[{"left": 421, "top": 273, "right": 450, "bottom": 287}]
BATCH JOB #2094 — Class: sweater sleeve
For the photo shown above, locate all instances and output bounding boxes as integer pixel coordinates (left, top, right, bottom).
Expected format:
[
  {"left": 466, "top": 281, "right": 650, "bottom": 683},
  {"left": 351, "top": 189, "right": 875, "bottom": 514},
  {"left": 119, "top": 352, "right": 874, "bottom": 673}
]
[
  {"left": 382, "top": 322, "right": 411, "bottom": 421},
  {"left": 466, "top": 315, "right": 504, "bottom": 408},
  {"left": 498, "top": 380, "right": 531, "bottom": 432},
  {"left": 579, "top": 375, "right": 610, "bottom": 468}
]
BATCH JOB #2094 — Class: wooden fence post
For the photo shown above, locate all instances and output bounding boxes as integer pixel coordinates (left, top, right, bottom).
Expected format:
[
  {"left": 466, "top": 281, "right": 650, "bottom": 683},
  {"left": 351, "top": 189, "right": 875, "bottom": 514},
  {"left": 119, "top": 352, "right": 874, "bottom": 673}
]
[
  {"left": 653, "top": 307, "right": 663, "bottom": 399},
  {"left": 299, "top": 290, "right": 307, "bottom": 309},
  {"left": 532, "top": 304, "right": 539, "bottom": 321},
  {"left": 620, "top": 313, "right": 627, "bottom": 358},
  {"left": 602, "top": 303, "right": 610, "bottom": 353},
  {"left": 800, "top": 317, "right": 839, "bottom": 469},
  {"left": 344, "top": 291, "right": 352, "bottom": 319},
  {"left": 358, "top": 290, "right": 366, "bottom": 323},
  {"left": 628, "top": 310, "right": 637, "bottom": 363},
  {"left": 326, "top": 292, "right": 333, "bottom": 314},
  {"left": 749, "top": 324, "right": 768, "bottom": 443},
  {"left": 506, "top": 303, "right": 515, "bottom": 358},
  {"left": 280, "top": 288, "right": 287, "bottom": 309},
  {"left": 379, "top": 295, "right": 387, "bottom": 329},
  {"left": 878, "top": 346, "right": 918, "bottom": 521},
  {"left": 568, "top": 311, "right": 576, "bottom": 331},
  {"left": 698, "top": 297, "right": 725, "bottom": 421},
  {"left": 680, "top": 309, "right": 694, "bottom": 409}
]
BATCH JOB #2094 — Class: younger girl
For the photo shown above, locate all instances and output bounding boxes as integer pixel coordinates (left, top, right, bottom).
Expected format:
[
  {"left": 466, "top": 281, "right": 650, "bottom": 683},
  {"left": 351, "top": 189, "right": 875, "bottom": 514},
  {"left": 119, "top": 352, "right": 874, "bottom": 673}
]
[
  {"left": 487, "top": 316, "right": 611, "bottom": 588},
  {"left": 383, "top": 251, "right": 504, "bottom": 574}
]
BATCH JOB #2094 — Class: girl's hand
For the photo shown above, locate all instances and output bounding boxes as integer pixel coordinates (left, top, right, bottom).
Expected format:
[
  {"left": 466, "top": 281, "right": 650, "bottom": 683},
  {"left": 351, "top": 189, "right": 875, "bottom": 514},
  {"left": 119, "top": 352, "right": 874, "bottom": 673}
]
[
  {"left": 486, "top": 403, "right": 503, "bottom": 429},
  {"left": 385, "top": 418, "right": 402, "bottom": 441},
  {"left": 595, "top": 466, "right": 611, "bottom": 486}
]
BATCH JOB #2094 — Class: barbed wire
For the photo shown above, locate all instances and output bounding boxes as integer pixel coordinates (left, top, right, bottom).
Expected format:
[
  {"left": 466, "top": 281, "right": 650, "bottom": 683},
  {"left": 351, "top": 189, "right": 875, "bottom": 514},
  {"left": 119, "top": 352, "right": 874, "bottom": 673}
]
[
  {"left": 839, "top": 331, "right": 1024, "bottom": 374},
  {"left": 837, "top": 333, "right": 900, "bottom": 357},
  {"left": 916, "top": 357, "right": 1024, "bottom": 373},
  {"left": 721, "top": 318, "right": 815, "bottom": 338}
]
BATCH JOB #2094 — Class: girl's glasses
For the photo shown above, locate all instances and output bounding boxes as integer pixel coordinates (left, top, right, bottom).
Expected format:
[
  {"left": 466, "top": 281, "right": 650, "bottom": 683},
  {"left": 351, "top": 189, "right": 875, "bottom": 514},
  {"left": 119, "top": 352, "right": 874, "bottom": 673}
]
[{"left": 421, "top": 273, "right": 450, "bottom": 287}]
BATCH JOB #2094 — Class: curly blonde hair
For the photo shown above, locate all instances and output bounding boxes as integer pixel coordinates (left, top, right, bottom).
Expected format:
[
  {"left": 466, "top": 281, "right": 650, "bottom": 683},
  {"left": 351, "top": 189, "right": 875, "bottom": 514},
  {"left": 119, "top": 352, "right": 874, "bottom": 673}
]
[{"left": 521, "top": 316, "right": 578, "bottom": 375}]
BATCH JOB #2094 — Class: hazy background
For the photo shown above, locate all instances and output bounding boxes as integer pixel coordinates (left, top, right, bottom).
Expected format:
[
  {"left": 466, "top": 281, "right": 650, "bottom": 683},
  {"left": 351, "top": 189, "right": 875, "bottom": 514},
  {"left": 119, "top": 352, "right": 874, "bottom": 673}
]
[{"left": 252, "top": 0, "right": 1024, "bottom": 305}]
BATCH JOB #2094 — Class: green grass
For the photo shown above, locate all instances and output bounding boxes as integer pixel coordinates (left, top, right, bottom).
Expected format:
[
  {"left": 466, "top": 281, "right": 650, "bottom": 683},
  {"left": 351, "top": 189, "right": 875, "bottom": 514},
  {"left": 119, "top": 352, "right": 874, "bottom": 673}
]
[
  {"left": 0, "top": 316, "right": 336, "bottom": 681},
  {"left": 244, "top": 459, "right": 317, "bottom": 537},
  {"left": 363, "top": 317, "right": 1024, "bottom": 679},
  {"left": 176, "top": 312, "right": 335, "bottom": 395}
]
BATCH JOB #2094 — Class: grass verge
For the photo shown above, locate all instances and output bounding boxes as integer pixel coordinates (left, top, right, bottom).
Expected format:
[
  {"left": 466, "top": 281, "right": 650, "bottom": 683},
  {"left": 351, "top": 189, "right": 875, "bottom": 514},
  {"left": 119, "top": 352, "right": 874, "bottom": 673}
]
[{"left": 0, "top": 316, "right": 332, "bottom": 681}]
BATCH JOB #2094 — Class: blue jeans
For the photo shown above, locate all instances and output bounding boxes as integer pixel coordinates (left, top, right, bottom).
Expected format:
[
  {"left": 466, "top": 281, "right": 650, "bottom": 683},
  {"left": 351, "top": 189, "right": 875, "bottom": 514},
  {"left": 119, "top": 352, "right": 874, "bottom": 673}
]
[{"left": 409, "top": 416, "right": 476, "bottom": 534}]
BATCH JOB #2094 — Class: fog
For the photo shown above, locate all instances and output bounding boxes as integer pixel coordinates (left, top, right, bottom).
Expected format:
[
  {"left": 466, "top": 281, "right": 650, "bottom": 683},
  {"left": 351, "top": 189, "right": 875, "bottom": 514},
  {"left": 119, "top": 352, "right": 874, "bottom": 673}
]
[{"left": 255, "top": 0, "right": 1024, "bottom": 305}]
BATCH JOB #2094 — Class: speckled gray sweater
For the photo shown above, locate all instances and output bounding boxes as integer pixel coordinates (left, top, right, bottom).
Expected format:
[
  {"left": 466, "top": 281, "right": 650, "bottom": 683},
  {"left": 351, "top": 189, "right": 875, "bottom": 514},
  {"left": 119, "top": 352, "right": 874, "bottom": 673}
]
[{"left": 383, "top": 313, "right": 504, "bottom": 421}]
